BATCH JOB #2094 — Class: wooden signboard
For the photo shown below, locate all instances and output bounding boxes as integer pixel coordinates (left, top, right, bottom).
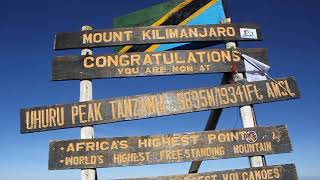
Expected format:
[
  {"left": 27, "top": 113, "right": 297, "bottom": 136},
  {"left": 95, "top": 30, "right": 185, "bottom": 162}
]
[
  {"left": 54, "top": 23, "right": 262, "bottom": 50},
  {"left": 48, "top": 125, "right": 292, "bottom": 170},
  {"left": 20, "top": 77, "right": 300, "bottom": 134},
  {"left": 52, "top": 48, "right": 268, "bottom": 81},
  {"left": 119, "top": 164, "right": 298, "bottom": 180}
]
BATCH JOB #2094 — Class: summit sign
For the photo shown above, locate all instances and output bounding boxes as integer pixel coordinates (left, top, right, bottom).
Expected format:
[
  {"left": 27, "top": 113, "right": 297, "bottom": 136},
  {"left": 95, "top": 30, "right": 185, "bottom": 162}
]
[
  {"left": 52, "top": 48, "right": 268, "bottom": 80},
  {"left": 20, "top": 77, "right": 300, "bottom": 133},
  {"left": 49, "top": 126, "right": 292, "bottom": 170},
  {"left": 54, "top": 23, "right": 262, "bottom": 50}
]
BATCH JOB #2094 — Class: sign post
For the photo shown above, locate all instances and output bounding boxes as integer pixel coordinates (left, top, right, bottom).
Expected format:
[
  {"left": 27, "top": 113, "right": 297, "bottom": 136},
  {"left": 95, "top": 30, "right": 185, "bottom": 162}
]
[
  {"left": 222, "top": 18, "right": 266, "bottom": 167},
  {"left": 80, "top": 26, "right": 96, "bottom": 180},
  {"left": 188, "top": 17, "right": 266, "bottom": 173},
  {"left": 19, "top": 1, "right": 302, "bottom": 178}
]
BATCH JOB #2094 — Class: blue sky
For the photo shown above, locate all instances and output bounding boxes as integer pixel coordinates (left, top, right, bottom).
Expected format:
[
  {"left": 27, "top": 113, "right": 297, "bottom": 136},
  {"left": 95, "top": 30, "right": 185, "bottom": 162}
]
[{"left": 0, "top": 0, "right": 319, "bottom": 179}]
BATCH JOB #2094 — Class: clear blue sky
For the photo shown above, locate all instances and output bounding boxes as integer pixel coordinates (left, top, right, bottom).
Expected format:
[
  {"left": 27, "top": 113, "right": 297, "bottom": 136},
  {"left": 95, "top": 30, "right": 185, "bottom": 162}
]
[{"left": 0, "top": 0, "right": 319, "bottom": 179}]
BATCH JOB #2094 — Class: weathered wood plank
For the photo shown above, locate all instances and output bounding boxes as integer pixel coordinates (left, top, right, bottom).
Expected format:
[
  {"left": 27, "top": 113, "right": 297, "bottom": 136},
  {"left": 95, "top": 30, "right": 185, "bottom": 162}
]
[
  {"left": 119, "top": 164, "right": 298, "bottom": 180},
  {"left": 48, "top": 125, "right": 292, "bottom": 170},
  {"left": 52, "top": 48, "right": 268, "bottom": 81},
  {"left": 21, "top": 77, "right": 300, "bottom": 134},
  {"left": 54, "top": 23, "right": 262, "bottom": 50}
]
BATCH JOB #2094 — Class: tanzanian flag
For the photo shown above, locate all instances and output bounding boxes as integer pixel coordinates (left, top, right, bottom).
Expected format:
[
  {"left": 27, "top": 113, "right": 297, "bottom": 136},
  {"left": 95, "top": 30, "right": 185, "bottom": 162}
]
[{"left": 113, "top": 0, "right": 227, "bottom": 53}]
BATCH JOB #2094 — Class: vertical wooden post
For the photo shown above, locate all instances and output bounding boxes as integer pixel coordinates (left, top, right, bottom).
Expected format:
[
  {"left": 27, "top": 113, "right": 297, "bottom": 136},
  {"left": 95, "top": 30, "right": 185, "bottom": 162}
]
[
  {"left": 221, "top": 18, "right": 266, "bottom": 168},
  {"left": 188, "top": 73, "right": 230, "bottom": 173},
  {"left": 80, "top": 26, "right": 97, "bottom": 180}
]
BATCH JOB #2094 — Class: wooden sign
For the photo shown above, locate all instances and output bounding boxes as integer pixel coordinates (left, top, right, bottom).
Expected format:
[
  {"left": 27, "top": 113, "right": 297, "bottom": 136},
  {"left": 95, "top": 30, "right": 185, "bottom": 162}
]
[
  {"left": 48, "top": 125, "right": 292, "bottom": 170},
  {"left": 52, "top": 48, "right": 268, "bottom": 81},
  {"left": 54, "top": 23, "right": 262, "bottom": 50},
  {"left": 20, "top": 77, "right": 300, "bottom": 134},
  {"left": 119, "top": 164, "right": 298, "bottom": 180},
  {"left": 113, "top": 0, "right": 226, "bottom": 53}
]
